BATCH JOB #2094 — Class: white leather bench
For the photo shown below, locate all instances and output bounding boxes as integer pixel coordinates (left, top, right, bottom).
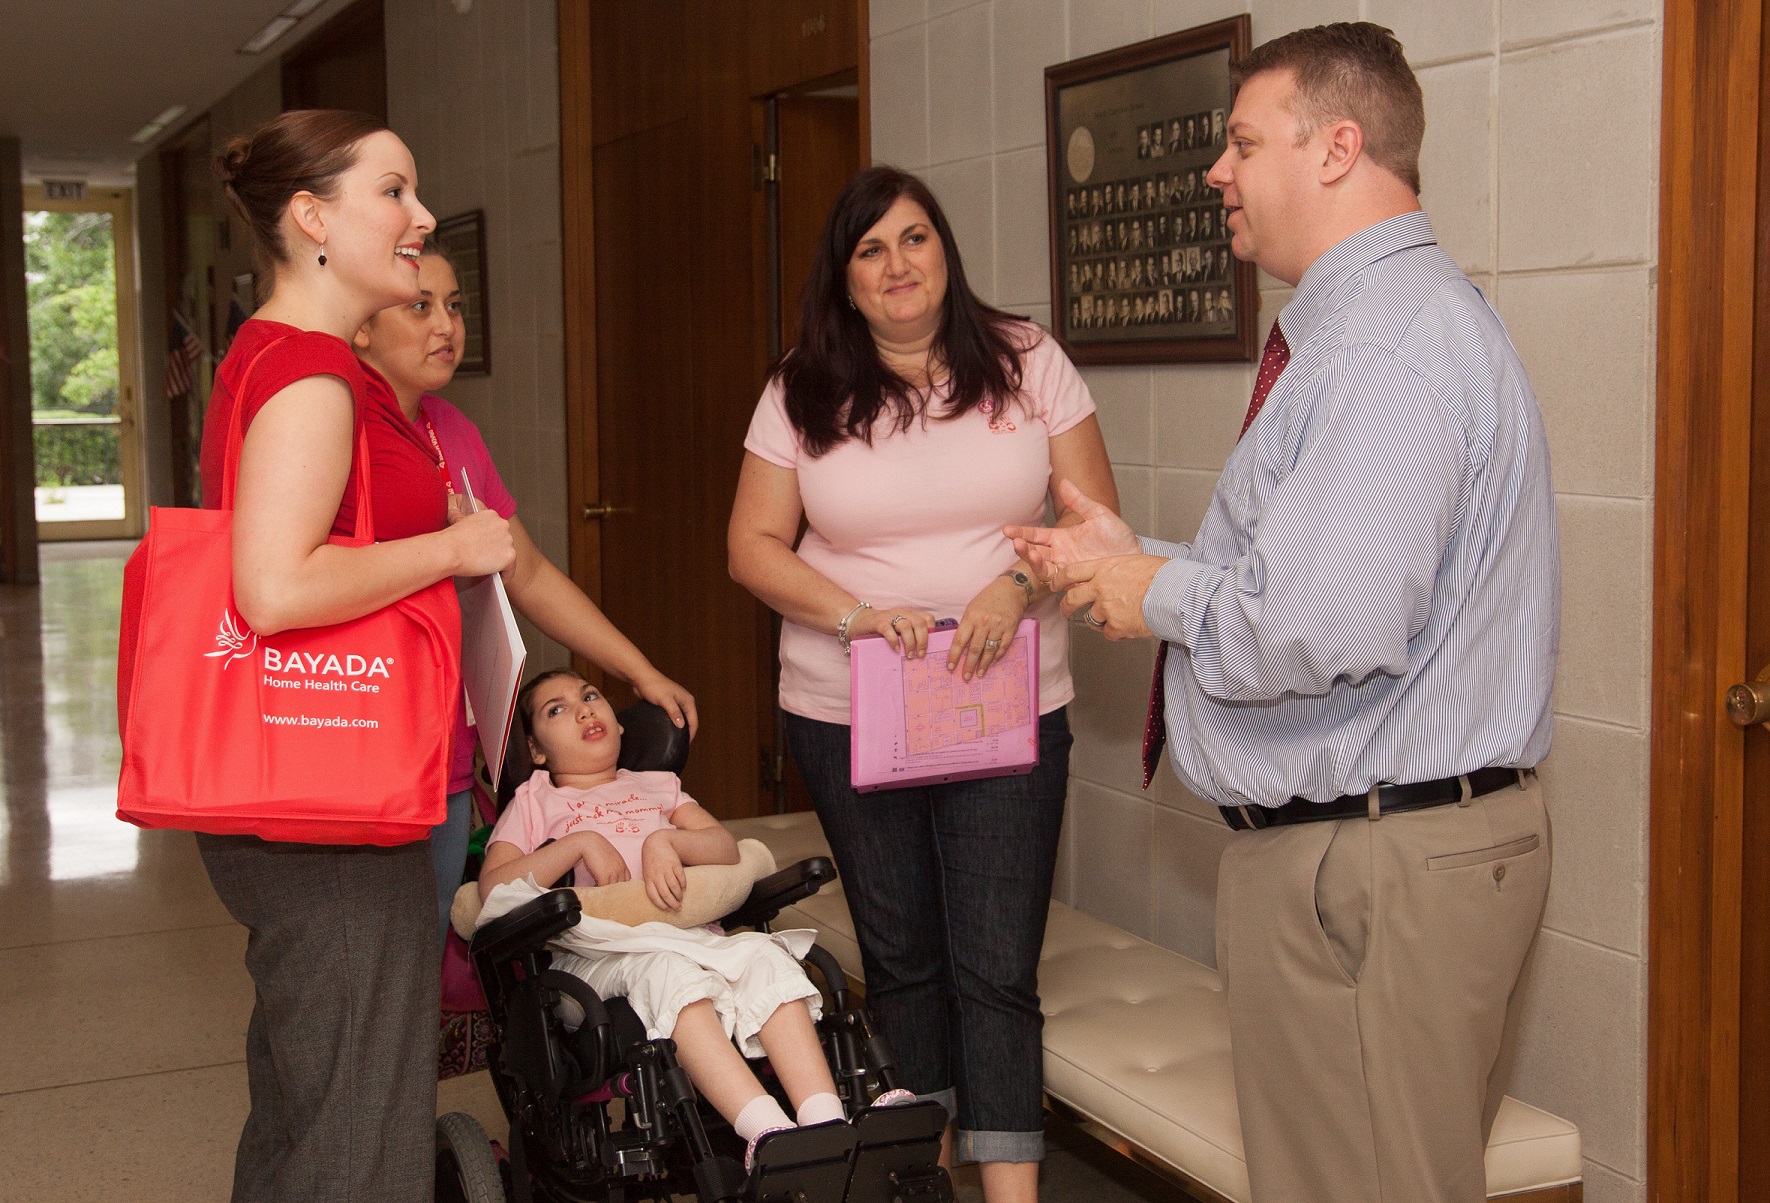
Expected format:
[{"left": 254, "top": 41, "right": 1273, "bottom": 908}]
[{"left": 727, "top": 811, "right": 1584, "bottom": 1203}]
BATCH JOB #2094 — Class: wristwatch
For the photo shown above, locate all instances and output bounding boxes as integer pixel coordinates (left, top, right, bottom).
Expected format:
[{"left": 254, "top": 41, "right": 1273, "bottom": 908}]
[{"left": 1003, "top": 569, "right": 1035, "bottom": 604}]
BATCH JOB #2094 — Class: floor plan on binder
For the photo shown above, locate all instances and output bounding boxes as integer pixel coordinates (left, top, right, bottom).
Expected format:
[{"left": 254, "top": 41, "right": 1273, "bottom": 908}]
[{"left": 901, "top": 635, "right": 1035, "bottom": 755}]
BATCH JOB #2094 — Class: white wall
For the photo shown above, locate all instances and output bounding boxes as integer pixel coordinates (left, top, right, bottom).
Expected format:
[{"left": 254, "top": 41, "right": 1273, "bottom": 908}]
[
  {"left": 871, "top": 2, "right": 1659, "bottom": 1199},
  {"left": 385, "top": 0, "right": 572, "bottom": 672}
]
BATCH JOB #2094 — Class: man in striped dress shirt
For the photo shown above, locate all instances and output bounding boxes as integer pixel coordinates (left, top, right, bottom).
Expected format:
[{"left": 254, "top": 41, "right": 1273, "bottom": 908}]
[{"left": 1010, "top": 23, "right": 1557, "bottom": 1203}]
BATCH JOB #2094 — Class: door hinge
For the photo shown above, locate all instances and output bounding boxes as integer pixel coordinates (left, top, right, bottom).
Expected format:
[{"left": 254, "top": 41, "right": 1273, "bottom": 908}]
[{"left": 753, "top": 146, "right": 780, "bottom": 191}]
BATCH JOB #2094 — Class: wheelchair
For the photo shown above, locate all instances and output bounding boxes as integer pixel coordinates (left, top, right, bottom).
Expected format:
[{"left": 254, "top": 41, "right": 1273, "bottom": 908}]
[{"left": 435, "top": 701, "right": 953, "bottom": 1203}]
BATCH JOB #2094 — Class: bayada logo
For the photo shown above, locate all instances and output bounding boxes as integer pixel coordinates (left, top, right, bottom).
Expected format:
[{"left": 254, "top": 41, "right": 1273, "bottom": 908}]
[{"left": 204, "top": 610, "right": 258, "bottom": 670}]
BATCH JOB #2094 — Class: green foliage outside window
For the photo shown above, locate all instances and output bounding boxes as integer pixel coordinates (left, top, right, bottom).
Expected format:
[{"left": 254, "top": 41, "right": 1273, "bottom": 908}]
[
  {"left": 33, "top": 423, "right": 121, "bottom": 487},
  {"left": 25, "top": 211, "right": 118, "bottom": 417}
]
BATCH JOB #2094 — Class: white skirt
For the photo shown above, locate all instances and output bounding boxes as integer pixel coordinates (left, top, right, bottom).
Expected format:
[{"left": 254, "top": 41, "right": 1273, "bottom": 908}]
[{"left": 479, "top": 877, "right": 824, "bottom": 1057}]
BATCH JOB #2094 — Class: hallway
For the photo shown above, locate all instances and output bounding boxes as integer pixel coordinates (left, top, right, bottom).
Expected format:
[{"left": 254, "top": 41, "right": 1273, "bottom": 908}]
[
  {"left": 0, "top": 543, "right": 504, "bottom": 1202},
  {"left": 0, "top": 544, "right": 1179, "bottom": 1201}
]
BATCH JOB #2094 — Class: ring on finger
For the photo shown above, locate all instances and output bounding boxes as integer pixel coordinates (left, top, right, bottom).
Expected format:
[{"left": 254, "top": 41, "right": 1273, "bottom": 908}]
[
  {"left": 983, "top": 638, "right": 1001, "bottom": 649},
  {"left": 1083, "top": 605, "right": 1107, "bottom": 630},
  {"left": 889, "top": 614, "right": 904, "bottom": 631}
]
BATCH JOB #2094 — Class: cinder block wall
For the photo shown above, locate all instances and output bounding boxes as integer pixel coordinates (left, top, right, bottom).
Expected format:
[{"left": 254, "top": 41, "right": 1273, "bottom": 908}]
[
  {"left": 870, "top": 2, "right": 1659, "bottom": 1199},
  {"left": 385, "top": 0, "right": 571, "bottom": 672}
]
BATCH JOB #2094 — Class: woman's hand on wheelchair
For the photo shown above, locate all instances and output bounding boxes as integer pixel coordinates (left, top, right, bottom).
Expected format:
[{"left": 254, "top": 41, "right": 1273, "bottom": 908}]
[
  {"left": 631, "top": 669, "right": 699, "bottom": 739},
  {"left": 641, "top": 831, "right": 688, "bottom": 911},
  {"left": 575, "top": 832, "right": 632, "bottom": 886}
]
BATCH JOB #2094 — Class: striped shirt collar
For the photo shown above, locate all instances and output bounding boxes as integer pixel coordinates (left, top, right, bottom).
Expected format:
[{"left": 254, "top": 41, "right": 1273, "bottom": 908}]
[{"left": 1280, "top": 210, "right": 1438, "bottom": 346}]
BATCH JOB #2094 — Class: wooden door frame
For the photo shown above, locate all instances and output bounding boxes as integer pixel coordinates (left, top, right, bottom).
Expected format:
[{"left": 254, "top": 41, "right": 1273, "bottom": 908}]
[{"left": 1648, "top": 0, "right": 1765, "bottom": 1198}]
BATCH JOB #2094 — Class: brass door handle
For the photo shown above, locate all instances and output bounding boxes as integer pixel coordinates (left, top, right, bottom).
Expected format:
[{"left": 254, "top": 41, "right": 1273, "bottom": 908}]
[
  {"left": 1726, "top": 667, "right": 1770, "bottom": 729},
  {"left": 581, "top": 502, "right": 634, "bottom": 521}
]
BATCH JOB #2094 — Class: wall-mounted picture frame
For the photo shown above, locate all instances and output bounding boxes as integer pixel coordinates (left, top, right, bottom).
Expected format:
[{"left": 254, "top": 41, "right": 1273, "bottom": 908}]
[
  {"left": 1045, "top": 15, "right": 1255, "bottom": 366},
  {"left": 433, "top": 209, "right": 491, "bottom": 376}
]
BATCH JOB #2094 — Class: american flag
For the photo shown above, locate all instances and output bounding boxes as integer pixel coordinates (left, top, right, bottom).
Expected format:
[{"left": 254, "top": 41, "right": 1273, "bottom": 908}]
[{"left": 165, "top": 311, "right": 203, "bottom": 400}]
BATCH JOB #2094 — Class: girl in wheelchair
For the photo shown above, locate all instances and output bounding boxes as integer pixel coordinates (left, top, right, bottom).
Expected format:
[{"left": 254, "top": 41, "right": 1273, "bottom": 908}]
[{"left": 478, "top": 668, "right": 912, "bottom": 1168}]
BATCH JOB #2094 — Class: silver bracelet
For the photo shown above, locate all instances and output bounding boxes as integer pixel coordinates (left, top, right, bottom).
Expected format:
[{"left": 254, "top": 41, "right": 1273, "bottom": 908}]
[{"left": 837, "top": 601, "right": 872, "bottom": 656}]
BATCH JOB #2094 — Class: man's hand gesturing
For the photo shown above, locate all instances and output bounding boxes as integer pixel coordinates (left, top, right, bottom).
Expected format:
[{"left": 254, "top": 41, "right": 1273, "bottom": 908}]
[{"left": 1003, "top": 479, "right": 1140, "bottom": 584}]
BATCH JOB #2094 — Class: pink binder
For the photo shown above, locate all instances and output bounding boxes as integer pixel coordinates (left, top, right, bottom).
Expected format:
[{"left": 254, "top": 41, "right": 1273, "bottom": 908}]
[{"left": 849, "top": 618, "right": 1040, "bottom": 792}]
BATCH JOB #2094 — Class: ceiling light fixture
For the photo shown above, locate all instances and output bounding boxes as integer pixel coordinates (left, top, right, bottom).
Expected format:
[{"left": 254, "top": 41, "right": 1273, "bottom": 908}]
[
  {"left": 129, "top": 105, "right": 189, "bottom": 145},
  {"left": 239, "top": 0, "right": 333, "bottom": 54},
  {"left": 239, "top": 15, "right": 298, "bottom": 54}
]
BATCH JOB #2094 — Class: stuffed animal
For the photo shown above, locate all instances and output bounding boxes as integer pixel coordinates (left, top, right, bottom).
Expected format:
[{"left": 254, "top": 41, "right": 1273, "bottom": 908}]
[{"left": 452, "top": 837, "right": 778, "bottom": 939}]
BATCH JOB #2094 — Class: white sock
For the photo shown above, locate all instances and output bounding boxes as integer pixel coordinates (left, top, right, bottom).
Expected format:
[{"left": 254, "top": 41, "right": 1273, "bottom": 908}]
[
  {"left": 733, "top": 1094, "right": 795, "bottom": 1143},
  {"left": 795, "top": 1092, "right": 846, "bottom": 1127}
]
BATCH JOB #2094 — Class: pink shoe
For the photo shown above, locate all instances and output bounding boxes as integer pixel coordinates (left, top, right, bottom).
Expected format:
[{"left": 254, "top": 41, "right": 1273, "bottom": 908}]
[
  {"left": 871, "top": 1088, "right": 917, "bottom": 1107},
  {"left": 745, "top": 1124, "right": 794, "bottom": 1171}
]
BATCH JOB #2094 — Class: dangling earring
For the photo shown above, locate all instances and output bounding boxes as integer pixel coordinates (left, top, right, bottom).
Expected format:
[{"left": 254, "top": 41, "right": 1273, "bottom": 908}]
[
  {"left": 317, "top": 241, "right": 327, "bottom": 267},
  {"left": 847, "top": 295, "right": 856, "bottom": 309}
]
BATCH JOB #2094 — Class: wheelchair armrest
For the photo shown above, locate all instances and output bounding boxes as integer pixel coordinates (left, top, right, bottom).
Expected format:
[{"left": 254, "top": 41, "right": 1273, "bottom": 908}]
[
  {"left": 470, "top": 888, "right": 582, "bottom": 962},
  {"left": 718, "top": 856, "right": 837, "bottom": 930}
]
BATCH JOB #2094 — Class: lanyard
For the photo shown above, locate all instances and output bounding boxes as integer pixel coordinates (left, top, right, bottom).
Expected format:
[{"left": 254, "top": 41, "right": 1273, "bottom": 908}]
[{"left": 420, "top": 412, "right": 456, "bottom": 497}]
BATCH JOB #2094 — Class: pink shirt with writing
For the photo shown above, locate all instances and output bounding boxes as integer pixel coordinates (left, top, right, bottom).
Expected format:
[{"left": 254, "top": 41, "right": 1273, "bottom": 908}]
[
  {"left": 743, "top": 323, "right": 1097, "bottom": 723},
  {"left": 489, "top": 769, "right": 688, "bottom": 879}
]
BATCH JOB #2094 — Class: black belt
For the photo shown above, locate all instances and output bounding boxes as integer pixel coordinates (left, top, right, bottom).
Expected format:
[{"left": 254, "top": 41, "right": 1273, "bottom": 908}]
[{"left": 1219, "top": 766, "right": 1535, "bottom": 831}]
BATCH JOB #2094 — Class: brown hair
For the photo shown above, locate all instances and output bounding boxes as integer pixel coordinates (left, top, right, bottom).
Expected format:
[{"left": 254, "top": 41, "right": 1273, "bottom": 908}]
[
  {"left": 775, "top": 165, "right": 1027, "bottom": 457},
  {"left": 419, "top": 234, "right": 459, "bottom": 275},
  {"left": 214, "top": 109, "right": 390, "bottom": 269},
  {"left": 1230, "top": 22, "right": 1424, "bottom": 194}
]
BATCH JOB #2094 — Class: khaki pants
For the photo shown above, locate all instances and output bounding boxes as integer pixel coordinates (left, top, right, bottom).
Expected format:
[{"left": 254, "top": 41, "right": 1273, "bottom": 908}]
[{"left": 1216, "top": 776, "right": 1550, "bottom": 1203}]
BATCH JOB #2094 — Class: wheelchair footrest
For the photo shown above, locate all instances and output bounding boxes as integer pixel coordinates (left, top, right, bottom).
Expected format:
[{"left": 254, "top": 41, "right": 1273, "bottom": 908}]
[
  {"left": 845, "top": 1101, "right": 952, "bottom": 1203},
  {"left": 748, "top": 1102, "right": 951, "bottom": 1203},
  {"left": 749, "top": 1121, "right": 860, "bottom": 1203}
]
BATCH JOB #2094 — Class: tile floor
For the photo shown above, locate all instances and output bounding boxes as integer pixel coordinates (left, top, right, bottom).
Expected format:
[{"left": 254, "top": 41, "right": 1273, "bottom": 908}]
[{"left": 0, "top": 542, "right": 1179, "bottom": 1203}]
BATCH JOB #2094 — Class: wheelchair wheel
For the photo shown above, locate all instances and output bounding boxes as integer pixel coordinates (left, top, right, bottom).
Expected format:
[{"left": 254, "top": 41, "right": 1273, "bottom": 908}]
[{"left": 436, "top": 1111, "right": 505, "bottom": 1203}]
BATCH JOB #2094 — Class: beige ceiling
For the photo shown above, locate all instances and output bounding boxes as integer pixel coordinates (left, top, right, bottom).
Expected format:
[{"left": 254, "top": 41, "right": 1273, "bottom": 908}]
[{"left": 0, "top": 0, "right": 363, "bottom": 185}]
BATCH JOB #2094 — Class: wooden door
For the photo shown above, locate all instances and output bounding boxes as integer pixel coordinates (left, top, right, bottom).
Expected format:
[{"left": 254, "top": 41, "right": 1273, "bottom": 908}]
[
  {"left": 589, "top": 121, "right": 714, "bottom": 783},
  {"left": 776, "top": 95, "right": 861, "bottom": 347},
  {"left": 1650, "top": 1, "right": 1770, "bottom": 1197},
  {"left": 1731, "top": 12, "right": 1770, "bottom": 1190},
  {"left": 559, "top": 1, "right": 864, "bottom": 820}
]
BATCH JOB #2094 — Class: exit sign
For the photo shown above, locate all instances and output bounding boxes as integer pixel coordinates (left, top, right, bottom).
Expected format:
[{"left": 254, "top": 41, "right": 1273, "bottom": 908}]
[{"left": 43, "top": 180, "right": 85, "bottom": 201}]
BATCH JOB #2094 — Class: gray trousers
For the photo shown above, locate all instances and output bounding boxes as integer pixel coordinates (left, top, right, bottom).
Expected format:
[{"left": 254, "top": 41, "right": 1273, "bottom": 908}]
[
  {"left": 1216, "top": 775, "right": 1551, "bottom": 1203},
  {"left": 198, "top": 834, "right": 439, "bottom": 1203}
]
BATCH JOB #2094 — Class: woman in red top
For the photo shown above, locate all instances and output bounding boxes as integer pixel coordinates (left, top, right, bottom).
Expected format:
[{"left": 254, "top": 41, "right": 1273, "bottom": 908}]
[{"left": 197, "top": 109, "right": 513, "bottom": 1203}]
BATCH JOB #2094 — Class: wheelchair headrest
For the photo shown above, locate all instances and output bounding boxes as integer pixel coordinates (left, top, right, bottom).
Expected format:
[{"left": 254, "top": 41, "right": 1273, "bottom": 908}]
[
  {"left": 615, "top": 700, "right": 692, "bottom": 775},
  {"left": 497, "top": 698, "right": 691, "bottom": 804}
]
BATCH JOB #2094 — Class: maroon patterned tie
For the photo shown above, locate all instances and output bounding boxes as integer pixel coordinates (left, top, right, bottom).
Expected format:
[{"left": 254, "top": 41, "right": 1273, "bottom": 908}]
[{"left": 1142, "top": 321, "right": 1291, "bottom": 788}]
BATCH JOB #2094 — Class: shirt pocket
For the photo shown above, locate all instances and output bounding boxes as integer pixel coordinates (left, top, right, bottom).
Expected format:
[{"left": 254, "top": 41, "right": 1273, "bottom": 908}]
[{"left": 1425, "top": 833, "right": 1540, "bottom": 872}]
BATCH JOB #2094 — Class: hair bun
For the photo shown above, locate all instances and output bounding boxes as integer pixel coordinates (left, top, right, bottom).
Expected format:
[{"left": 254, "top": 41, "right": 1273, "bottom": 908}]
[{"left": 214, "top": 135, "right": 253, "bottom": 187}]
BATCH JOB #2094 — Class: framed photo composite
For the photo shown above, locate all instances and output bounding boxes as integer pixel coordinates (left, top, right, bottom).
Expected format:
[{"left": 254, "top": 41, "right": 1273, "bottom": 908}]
[
  {"left": 434, "top": 209, "right": 492, "bottom": 376},
  {"left": 1045, "top": 15, "right": 1256, "bottom": 365}
]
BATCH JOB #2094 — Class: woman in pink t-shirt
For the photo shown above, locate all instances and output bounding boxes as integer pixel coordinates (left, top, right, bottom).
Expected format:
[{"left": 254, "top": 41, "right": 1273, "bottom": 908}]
[
  {"left": 356, "top": 245, "right": 697, "bottom": 941},
  {"left": 728, "top": 165, "right": 1117, "bottom": 1200}
]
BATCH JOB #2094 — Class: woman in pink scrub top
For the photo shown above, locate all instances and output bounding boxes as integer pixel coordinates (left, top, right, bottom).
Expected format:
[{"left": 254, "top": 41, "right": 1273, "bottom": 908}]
[
  {"left": 728, "top": 166, "right": 1116, "bottom": 1202},
  {"left": 355, "top": 241, "right": 697, "bottom": 942}
]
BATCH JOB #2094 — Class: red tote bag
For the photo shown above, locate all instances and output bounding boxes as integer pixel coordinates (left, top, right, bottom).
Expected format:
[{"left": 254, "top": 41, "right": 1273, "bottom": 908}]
[{"left": 116, "top": 341, "right": 463, "bottom": 845}]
